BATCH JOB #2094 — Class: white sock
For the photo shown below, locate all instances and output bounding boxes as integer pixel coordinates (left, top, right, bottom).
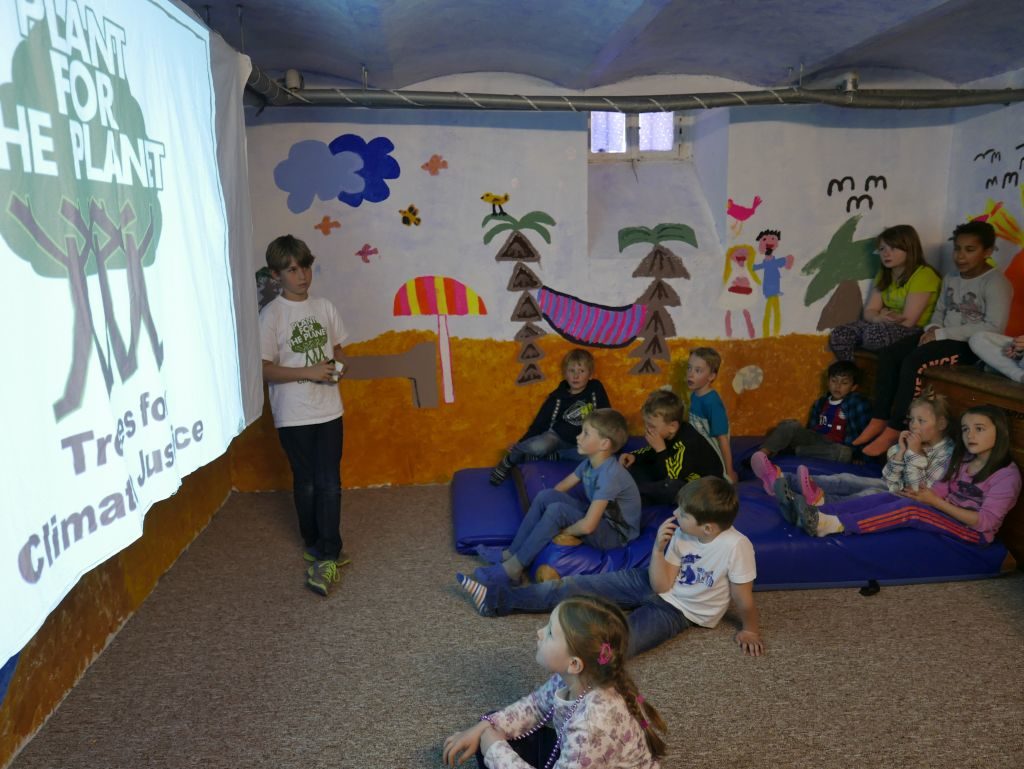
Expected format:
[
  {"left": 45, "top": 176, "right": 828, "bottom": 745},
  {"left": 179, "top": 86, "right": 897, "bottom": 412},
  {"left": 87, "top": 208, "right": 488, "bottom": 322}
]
[{"left": 817, "top": 513, "right": 844, "bottom": 536}]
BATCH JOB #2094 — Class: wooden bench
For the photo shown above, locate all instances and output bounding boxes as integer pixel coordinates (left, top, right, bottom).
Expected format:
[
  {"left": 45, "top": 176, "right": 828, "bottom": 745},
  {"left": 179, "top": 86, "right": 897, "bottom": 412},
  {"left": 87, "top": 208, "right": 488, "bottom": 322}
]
[{"left": 852, "top": 350, "right": 1024, "bottom": 564}]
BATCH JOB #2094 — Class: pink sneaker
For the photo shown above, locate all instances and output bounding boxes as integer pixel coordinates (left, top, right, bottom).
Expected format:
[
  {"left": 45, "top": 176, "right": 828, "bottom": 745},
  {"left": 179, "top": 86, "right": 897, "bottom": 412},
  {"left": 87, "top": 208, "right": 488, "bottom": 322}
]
[
  {"left": 750, "top": 451, "right": 781, "bottom": 496},
  {"left": 797, "top": 465, "right": 825, "bottom": 506}
]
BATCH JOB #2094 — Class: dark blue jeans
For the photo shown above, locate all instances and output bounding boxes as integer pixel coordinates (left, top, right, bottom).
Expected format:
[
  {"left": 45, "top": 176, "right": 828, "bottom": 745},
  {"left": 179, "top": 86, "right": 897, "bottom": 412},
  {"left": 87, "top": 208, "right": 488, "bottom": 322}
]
[
  {"left": 486, "top": 567, "right": 690, "bottom": 657},
  {"left": 277, "top": 416, "right": 343, "bottom": 559},
  {"left": 507, "top": 430, "right": 583, "bottom": 465},
  {"left": 507, "top": 489, "right": 625, "bottom": 568}
]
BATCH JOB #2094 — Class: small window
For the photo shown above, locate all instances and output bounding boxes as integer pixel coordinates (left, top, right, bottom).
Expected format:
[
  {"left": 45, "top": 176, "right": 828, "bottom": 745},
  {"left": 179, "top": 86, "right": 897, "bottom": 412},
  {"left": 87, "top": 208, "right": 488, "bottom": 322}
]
[{"left": 589, "top": 111, "right": 689, "bottom": 160}]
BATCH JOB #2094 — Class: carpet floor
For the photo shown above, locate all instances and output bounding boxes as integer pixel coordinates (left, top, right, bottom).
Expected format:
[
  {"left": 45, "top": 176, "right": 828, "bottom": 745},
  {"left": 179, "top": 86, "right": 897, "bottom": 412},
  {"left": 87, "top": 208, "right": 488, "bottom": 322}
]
[{"left": 10, "top": 485, "right": 1024, "bottom": 769}]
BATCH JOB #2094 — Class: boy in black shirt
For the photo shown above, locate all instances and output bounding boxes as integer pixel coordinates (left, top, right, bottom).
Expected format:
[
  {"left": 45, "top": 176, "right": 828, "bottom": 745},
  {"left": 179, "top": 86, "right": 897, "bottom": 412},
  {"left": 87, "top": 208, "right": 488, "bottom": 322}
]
[
  {"left": 620, "top": 389, "right": 724, "bottom": 505},
  {"left": 490, "top": 349, "right": 610, "bottom": 485}
]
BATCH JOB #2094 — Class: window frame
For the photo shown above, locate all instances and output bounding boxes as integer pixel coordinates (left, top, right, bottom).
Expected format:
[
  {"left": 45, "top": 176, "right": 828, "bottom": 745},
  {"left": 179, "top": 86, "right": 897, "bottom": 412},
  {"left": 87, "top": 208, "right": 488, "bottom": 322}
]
[{"left": 588, "top": 111, "right": 692, "bottom": 162}]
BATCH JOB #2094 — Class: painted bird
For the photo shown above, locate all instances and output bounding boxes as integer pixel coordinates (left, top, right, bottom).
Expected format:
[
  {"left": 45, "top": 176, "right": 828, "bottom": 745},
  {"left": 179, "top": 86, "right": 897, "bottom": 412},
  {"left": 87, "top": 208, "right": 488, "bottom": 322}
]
[
  {"left": 356, "top": 243, "right": 379, "bottom": 263},
  {"left": 727, "top": 195, "right": 763, "bottom": 221},
  {"left": 481, "top": 192, "right": 510, "bottom": 216}
]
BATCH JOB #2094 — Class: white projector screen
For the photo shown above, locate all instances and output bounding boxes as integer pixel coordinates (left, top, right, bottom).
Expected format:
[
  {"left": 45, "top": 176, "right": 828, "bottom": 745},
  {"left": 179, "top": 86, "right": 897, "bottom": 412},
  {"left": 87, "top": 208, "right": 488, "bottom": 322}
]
[{"left": 0, "top": 0, "right": 251, "bottom": 665}]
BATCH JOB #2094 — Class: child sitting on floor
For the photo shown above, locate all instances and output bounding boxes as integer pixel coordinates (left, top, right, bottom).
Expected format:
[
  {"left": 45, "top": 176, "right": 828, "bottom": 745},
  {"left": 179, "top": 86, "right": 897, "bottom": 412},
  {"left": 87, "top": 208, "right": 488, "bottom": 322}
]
[
  {"left": 969, "top": 332, "right": 1024, "bottom": 385},
  {"left": 490, "top": 349, "right": 610, "bottom": 485},
  {"left": 686, "top": 347, "right": 738, "bottom": 482},
  {"left": 753, "top": 391, "right": 955, "bottom": 504},
  {"left": 753, "top": 360, "right": 870, "bottom": 465},
  {"left": 457, "top": 477, "right": 764, "bottom": 659},
  {"left": 442, "top": 595, "right": 666, "bottom": 768},
  {"left": 473, "top": 409, "right": 640, "bottom": 586},
  {"left": 620, "top": 389, "right": 724, "bottom": 506},
  {"left": 774, "top": 404, "right": 1021, "bottom": 544}
]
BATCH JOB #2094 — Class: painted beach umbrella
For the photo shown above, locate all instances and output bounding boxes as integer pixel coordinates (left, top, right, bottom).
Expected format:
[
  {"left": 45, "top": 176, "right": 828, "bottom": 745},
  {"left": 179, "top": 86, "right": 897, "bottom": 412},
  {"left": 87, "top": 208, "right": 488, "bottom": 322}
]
[{"left": 393, "top": 276, "right": 487, "bottom": 403}]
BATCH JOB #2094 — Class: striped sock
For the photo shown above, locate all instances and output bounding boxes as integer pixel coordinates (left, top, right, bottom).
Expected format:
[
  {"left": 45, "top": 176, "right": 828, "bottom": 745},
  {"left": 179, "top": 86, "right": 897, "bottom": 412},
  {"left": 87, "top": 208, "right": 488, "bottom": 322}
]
[
  {"left": 489, "top": 457, "right": 513, "bottom": 485},
  {"left": 456, "top": 573, "right": 490, "bottom": 615}
]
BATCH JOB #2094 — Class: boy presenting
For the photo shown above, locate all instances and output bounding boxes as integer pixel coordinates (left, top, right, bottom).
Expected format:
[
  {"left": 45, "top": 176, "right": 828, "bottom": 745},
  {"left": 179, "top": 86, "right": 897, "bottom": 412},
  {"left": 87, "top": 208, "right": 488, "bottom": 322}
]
[
  {"left": 259, "top": 235, "right": 349, "bottom": 597},
  {"left": 489, "top": 349, "right": 610, "bottom": 485},
  {"left": 752, "top": 360, "right": 870, "bottom": 477},
  {"left": 620, "top": 389, "right": 725, "bottom": 505},
  {"left": 687, "top": 347, "right": 737, "bottom": 482},
  {"left": 473, "top": 409, "right": 640, "bottom": 586},
  {"left": 457, "top": 477, "right": 764, "bottom": 658}
]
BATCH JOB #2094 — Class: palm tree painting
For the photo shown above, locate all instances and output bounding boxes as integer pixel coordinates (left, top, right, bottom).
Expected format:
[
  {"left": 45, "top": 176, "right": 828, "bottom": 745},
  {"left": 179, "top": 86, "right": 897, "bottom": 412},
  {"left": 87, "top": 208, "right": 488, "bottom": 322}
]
[
  {"left": 483, "top": 210, "right": 557, "bottom": 385},
  {"left": 801, "top": 215, "right": 878, "bottom": 330},
  {"left": 617, "top": 223, "right": 696, "bottom": 375}
]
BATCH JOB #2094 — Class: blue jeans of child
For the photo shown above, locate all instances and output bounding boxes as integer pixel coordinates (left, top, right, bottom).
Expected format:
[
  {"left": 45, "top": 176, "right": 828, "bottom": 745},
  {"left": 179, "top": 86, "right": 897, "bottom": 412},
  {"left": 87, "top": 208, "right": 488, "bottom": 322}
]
[
  {"left": 787, "top": 471, "right": 886, "bottom": 502},
  {"left": 486, "top": 567, "right": 691, "bottom": 657},
  {"left": 508, "top": 489, "right": 626, "bottom": 568},
  {"left": 507, "top": 430, "right": 583, "bottom": 465},
  {"left": 277, "top": 416, "right": 344, "bottom": 559}
]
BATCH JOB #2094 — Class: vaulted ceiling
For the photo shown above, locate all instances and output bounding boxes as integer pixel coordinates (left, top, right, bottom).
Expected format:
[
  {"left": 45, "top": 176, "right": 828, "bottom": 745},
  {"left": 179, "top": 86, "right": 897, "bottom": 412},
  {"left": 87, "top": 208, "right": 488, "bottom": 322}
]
[{"left": 187, "top": 0, "right": 1024, "bottom": 90}]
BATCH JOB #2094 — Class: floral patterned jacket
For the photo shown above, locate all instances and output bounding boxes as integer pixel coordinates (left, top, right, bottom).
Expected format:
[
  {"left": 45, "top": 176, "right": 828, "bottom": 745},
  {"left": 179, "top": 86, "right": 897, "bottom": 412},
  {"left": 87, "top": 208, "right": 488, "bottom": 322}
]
[{"left": 484, "top": 675, "right": 660, "bottom": 769}]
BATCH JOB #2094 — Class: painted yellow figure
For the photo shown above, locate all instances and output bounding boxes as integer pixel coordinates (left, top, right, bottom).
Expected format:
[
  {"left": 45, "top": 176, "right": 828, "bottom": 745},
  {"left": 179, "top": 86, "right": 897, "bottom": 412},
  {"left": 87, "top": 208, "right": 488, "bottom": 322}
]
[{"left": 718, "top": 244, "right": 761, "bottom": 338}]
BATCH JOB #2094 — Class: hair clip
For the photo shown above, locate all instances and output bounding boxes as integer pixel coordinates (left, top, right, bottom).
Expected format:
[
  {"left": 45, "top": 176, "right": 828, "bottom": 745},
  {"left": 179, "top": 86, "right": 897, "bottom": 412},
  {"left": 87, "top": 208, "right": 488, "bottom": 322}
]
[{"left": 597, "top": 642, "right": 613, "bottom": 665}]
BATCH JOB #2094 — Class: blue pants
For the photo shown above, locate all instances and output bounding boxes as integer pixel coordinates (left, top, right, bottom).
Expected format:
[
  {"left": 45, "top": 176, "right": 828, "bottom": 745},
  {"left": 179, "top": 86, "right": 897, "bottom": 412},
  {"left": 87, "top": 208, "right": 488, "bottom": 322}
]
[
  {"left": 787, "top": 471, "right": 886, "bottom": 502},
  {"left": 830, "top": 492, "right": 982, "bottom": 543},
  {"left": 486, "top": 567, "right": 691, "bottom": 657},
  {"left": 277, "top": 416, "right": 343, "bottom": 559},
  {"left": 508, "top": 489, "right": 625, "bottom": 568},
  {"left": 507, "top": 430, "right": 583, "bottom": 465}
]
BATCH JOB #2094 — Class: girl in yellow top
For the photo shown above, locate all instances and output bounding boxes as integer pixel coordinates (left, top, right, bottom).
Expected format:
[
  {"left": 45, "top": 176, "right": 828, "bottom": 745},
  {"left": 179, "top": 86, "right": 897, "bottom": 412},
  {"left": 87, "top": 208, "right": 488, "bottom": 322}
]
[{"left": 829, "top": 224, "right": 941, "bottom": 361}]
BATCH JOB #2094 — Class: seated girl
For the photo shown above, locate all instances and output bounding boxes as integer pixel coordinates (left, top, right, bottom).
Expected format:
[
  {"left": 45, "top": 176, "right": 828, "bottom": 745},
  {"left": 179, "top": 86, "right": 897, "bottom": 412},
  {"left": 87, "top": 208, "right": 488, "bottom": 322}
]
[
  {"left": 854, "top": 221, "right": 1011, "bottom": 456},
  {"left": 774, "top": 405, "right": 1020, "bottom": 544},
  {"left": 828, "top": 224, "right": 941, "bottom": 362},
  {"left": 752, "top": 391, "right": 955, "bottom": 505},
  {"left": 442, "top": 595, "right": 666, "bottom": 769},
  {"left": 969, "top": 332, "right": 1024, "bottom": 385}
]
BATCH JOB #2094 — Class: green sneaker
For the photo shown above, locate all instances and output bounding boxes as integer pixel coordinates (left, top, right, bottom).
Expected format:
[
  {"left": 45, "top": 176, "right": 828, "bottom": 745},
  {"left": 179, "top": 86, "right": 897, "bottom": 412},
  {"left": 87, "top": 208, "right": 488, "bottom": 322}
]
[
  {"left": 306, "top": 560, "right": 340, "bottom": 596},
  {"left": 303, "top": 548, "right": 352, "bottom": 568}
]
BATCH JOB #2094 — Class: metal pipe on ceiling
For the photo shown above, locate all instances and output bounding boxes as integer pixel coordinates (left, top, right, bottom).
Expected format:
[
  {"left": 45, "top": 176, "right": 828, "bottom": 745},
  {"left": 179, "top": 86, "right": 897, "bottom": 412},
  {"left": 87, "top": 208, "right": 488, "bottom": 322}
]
[{"left": 245, "top": 63, "right": 1024, "bottom": 112}]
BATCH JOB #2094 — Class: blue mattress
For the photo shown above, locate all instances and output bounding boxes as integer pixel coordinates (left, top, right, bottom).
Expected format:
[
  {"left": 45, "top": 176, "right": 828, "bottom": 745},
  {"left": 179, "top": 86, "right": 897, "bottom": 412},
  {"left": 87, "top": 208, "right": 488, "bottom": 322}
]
[{"left": 450, "top": 437, "right": 1010, "bottom": 589}]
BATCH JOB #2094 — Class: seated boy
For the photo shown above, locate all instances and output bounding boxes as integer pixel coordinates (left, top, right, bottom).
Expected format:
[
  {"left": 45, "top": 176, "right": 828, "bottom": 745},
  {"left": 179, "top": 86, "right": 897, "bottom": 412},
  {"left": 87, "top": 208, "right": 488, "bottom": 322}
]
[
  {"left": 457, "top": 477, "right": 764, "bottom": 659},
  {"left": 620, "top": 389, "right": 725, "bottom": 506},
  {"left": 490, "top": 348, "right": 610, "bottom": 485},
  {"left": 751, "top": 360, "right": 870, "bottom": 490},
  {"left": 686, "top": 347, "right": 737, "bottom": 482},
  {"left": 472, "top": 409, "right": 640, "bottom": 586}
]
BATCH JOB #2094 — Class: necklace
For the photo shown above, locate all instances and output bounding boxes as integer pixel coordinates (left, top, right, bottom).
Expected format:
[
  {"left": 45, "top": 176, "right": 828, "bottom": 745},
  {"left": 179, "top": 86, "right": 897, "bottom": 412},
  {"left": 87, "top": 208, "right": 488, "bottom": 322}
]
[{"left": 510, "top": 685, "right": 591, "bottom": 769}]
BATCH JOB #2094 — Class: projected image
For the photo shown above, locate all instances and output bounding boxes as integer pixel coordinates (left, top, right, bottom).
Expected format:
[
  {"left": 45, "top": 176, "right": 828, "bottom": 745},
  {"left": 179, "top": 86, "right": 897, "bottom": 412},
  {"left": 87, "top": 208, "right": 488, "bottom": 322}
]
[{"left": 0, "top": 0, "right": 244, "bottom": 666}]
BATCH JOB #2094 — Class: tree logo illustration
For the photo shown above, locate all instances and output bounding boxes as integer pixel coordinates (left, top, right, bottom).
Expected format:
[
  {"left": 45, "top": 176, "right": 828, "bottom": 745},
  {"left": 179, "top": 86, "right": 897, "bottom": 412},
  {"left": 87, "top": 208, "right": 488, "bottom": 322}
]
[{"left": 0, "top": 12, "right": 167, "bottom": 420}]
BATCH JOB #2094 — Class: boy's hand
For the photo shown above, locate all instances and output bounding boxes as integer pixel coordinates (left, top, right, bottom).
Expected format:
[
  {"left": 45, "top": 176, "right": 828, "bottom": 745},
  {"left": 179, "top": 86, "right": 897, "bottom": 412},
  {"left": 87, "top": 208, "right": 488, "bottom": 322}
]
[
  {"left": 307, "top": 360, "right": 336, "bottom": 382},
  {"left": 619, "top": 453, "right": 636, "bottom": 468},
  {"left": 644, "top": 425, "right": 666, "bottom": 452},
  {"left": 654, "top": 517, "right": 677, "bottom": 553},
  {"left": 726, "top": 468, "right": 739, "bottom": 484},
  {"left": 735, "top": 630, "right": 765, "bottom": 656}
]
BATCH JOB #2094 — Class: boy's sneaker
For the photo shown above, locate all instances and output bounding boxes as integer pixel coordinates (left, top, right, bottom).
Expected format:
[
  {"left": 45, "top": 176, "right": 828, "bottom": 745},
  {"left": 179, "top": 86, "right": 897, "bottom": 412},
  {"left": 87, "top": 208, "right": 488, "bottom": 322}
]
[
  {"left": 489, "top": 456, "right": 514, "bottom": 486},
  {"left": 750, "top": 451, "right": 781, "bottom": 497},
  {"left": 793, "top": 495, "right": 820, "bottom": 537},
  {"left": 304, "top": 547, "right": 352, "bottom": 568},
  {"left": 774, "top": 477, "right": 799, "bottom": 526},
  {"left": 797, "top": 465, "right": 826, "bottom": 506},
  {"left": 306, "top": 560, "right": 340, "bottom": 596}
]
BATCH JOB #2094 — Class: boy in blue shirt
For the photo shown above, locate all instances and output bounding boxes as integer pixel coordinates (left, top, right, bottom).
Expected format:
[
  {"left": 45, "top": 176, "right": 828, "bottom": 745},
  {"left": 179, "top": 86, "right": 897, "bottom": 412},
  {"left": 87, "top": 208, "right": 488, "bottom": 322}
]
[
  {"left": 472, "top": 409, "right": 641, "bottom": 586},
  {"left": 687, "top": 347, "right": 737, "bottom": 482}
]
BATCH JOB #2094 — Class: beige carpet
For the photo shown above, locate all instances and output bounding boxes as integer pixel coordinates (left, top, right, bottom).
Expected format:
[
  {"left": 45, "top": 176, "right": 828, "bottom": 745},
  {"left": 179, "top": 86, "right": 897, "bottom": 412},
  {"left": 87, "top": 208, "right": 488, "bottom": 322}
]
[{"left": 10, "top": 485, "right": 1024, "bottom": 769}]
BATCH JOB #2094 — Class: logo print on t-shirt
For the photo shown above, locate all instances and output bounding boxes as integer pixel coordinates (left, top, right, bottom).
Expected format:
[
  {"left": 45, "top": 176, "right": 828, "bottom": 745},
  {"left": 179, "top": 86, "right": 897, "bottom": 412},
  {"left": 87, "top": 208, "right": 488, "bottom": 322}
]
[
  {"left": 290, "top": 317, "right": 328, "bottom": 365},
  {"left": 677, "top": 553, "right": 716, "bottom": 588},
  {"left": 563, "top": 398, "right": 594, "bottom": 427}
]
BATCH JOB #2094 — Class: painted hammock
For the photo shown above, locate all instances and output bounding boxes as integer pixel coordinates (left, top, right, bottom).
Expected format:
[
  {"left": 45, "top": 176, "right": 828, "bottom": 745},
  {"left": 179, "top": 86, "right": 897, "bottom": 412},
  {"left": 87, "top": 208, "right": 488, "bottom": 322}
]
[{"left": 536, "top": 286, "right": 646, "bottom": 348}]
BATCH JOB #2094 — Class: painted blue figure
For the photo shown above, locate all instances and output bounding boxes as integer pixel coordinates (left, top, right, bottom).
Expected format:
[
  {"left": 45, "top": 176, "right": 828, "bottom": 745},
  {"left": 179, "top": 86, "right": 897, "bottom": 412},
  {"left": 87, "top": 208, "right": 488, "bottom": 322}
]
[{"left": 753, "top": 229, "right": 795, "bottom": 336}]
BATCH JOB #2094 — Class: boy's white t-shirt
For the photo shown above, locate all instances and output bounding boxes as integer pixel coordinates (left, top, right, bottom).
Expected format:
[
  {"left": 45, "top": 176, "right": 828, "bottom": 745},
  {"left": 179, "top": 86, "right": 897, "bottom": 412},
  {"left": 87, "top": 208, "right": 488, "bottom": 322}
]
[
  {"left": 658, "top": 526, "right": 756, "bottom": 628},
  {"left": 259, "top": 294, "right": 347, "bottom": 428}
]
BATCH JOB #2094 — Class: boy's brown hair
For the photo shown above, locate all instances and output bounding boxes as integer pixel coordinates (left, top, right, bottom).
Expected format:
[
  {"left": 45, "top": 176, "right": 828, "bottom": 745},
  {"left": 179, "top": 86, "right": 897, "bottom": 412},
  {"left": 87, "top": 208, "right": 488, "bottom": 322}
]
[
  {"left": 642, "top": 389, "right": 685, "bottom": 426},
  {"left": 689, "top": 346, "right": 722, "bottom": 374},
  {"left": 562, "top": 348, "right": 595, "bottom": 377},
  {"left": 676, "top": 476, "right": 738, "bottom": 529},
  {"left": 584, "top": 408, "right": 629, "bottom": 452},
  {"left": 266, "top": 234, "right": 315, "bottom": 273}
]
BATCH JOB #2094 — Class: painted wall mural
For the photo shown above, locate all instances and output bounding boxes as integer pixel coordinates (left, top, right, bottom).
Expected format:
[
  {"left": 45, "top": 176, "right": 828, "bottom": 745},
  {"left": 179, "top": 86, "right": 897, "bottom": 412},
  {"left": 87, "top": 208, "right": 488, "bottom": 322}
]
[
  {"left": 801, "top": 215, "right": 877, "bottom": 330},
  {"left": 753, "top": 229, "right": 794, "bottom": 337},
  {"left": 719, "top": 244, "right": 760, "bottom": 338}
]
